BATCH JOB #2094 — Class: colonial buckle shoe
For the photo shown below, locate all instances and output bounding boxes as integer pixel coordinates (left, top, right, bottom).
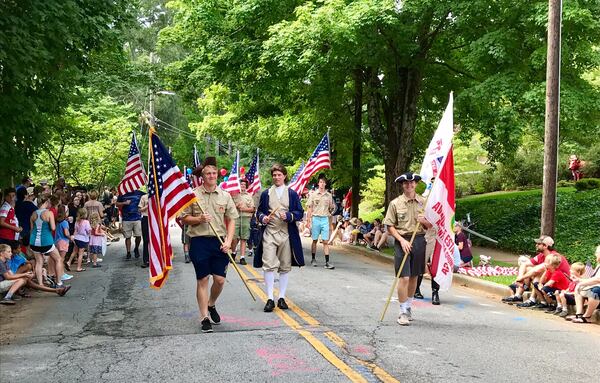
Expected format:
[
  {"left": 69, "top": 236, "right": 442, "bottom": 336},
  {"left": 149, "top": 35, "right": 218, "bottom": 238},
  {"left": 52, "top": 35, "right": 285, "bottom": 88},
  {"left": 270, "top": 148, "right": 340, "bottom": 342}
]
[
  {"left": 277, "top": 298, "right": 289, "bottom": 310},
  {"left": 264, "top": 299, "right": 275, "bottom": 312}
]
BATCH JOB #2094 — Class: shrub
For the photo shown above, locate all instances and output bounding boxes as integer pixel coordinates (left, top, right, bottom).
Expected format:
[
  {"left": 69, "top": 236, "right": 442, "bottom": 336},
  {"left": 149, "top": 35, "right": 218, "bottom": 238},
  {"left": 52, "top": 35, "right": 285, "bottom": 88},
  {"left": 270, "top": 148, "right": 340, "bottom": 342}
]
[
  {"left": 574, "top": 178, "right": 600, "bottom": 191},
  {"left": 456, "top": 188, "right": 600, "bottom": 264}
]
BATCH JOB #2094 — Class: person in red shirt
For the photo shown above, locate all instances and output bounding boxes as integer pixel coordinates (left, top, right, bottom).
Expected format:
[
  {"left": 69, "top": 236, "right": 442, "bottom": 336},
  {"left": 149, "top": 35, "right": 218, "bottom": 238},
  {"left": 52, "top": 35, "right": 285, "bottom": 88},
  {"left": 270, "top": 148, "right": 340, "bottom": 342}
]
[
  {"left": 0, "top": 188, "right": 22, "bottom": 245},
  {"left": 539, "top": 254, "right": 571, "bottom": 313},
  {"left": 503, "top": 235, "right": 567, "bottom": 307},
  {"left": 555, "top": 262, "right": 586, "bottom": 317}
]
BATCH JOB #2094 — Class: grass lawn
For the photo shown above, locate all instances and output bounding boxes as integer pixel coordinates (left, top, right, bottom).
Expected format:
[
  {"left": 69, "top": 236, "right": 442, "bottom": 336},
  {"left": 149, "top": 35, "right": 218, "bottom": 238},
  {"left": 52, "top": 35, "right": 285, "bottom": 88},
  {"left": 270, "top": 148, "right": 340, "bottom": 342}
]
[{"left": 479, "top": 275, "right": 514, "bottom": 286}]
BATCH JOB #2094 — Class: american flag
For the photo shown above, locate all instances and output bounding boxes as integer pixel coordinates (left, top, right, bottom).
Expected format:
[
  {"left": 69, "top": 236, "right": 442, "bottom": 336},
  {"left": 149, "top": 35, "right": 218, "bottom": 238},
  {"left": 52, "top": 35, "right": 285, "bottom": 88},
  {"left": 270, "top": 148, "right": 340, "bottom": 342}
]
[
  {"left": 289, "top": 133, "right": 331, "bottom": 193},
  {"left": 118, "top": 132, "right": 147, "bottom": 195},
  {"left": 583, "top": 260, "right": 595, "bottom": 278},
  {"left": 147, "top": 128, "right": 196, "bottom": 289},
  {"left": 288, "top": 161, "right": 305, "bottom": 192},
  {"left": 220, "top": 150, "right": 241, "bottom": 193},
  {"left": 245, "top": 150, "right": 262, "bottom": 194},
  {"left": 191, "top": 145, "right": 202, "bottom": 188}
]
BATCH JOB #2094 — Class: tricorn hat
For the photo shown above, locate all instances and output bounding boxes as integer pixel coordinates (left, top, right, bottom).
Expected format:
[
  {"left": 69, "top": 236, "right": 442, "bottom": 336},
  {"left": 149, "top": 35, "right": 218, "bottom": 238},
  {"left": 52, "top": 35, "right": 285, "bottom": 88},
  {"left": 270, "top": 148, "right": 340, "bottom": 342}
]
[
  {"left": 394, "top": 172, "right": 422, "bottom": 183},
  {"left": 192, "top": 156, "right": 217, "bottom": 177}
]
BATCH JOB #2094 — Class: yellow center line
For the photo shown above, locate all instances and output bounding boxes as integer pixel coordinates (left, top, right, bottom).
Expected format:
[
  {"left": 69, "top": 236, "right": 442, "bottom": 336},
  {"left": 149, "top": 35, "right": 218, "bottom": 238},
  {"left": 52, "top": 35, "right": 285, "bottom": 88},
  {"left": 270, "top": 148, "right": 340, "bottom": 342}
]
[
  {"left": 239, "top": 266, "right": 368, "bottom": 383},
  {"left": 241, "top": 264, "right": 400, "bottom": 383}
]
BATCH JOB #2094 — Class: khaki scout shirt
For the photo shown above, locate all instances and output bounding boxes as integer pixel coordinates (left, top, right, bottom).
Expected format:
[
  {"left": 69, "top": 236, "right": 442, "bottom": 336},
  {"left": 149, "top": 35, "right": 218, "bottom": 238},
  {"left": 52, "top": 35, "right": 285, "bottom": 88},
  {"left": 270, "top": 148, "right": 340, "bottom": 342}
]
[
  {"left": 382, "top": 194, "right": 426, "bottom": 236},
  {"left": 232, "top": 192, "right": 255, "bottom": 218},
  {"left": 180, "top": 185, "right": 238, "bottom": 237},
  {"left": 307, "top": 190, "right": 334, "bottom": 217}
]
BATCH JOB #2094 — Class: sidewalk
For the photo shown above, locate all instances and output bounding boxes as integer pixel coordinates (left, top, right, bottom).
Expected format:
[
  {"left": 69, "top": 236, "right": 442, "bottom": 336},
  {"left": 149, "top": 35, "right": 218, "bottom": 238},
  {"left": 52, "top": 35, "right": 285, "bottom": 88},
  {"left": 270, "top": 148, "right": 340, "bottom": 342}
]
[{"left": 471, "top": 246, "right": 520, "bottom": 265}]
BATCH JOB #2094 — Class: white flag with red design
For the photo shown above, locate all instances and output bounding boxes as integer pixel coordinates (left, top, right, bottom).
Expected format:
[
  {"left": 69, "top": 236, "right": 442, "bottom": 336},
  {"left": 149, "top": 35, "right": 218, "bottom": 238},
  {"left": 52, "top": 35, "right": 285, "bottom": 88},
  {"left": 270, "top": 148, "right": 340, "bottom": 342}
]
[{"left": 423, "top": 93, "right": 455, "bottom": 291}]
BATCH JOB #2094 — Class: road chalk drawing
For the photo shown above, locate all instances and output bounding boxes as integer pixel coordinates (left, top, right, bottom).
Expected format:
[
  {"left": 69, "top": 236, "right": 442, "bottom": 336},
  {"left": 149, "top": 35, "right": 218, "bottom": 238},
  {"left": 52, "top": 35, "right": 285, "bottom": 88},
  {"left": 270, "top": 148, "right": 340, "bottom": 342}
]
[{"left": 256, "top": 347, "right": 319, "bottom": 377}]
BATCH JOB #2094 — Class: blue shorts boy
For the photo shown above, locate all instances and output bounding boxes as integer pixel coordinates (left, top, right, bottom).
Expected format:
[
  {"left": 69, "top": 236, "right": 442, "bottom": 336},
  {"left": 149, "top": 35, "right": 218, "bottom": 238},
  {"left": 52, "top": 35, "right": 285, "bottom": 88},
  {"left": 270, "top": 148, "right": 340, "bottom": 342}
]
[
  {"left": 311, "top": 216, "right": 330, "bottom": 241},
  {"left": 189, "top": 236, "right": 229, "bottom": 280}
]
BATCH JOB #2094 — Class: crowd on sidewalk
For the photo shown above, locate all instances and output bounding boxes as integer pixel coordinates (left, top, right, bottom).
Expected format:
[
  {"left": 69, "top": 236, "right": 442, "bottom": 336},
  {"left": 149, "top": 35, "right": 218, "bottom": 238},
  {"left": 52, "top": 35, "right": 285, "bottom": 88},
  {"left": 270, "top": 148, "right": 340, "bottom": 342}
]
[{"left": 0, "top": 178, "right": 123, "bottom": 305}]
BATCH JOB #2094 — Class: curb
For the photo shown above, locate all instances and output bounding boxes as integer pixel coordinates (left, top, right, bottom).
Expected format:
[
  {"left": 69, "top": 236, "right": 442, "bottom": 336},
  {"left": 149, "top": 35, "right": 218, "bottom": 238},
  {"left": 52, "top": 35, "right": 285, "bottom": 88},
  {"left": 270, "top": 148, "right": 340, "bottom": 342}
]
[{"left": 329, "top": 242, "right": 511, "bottom": 296}]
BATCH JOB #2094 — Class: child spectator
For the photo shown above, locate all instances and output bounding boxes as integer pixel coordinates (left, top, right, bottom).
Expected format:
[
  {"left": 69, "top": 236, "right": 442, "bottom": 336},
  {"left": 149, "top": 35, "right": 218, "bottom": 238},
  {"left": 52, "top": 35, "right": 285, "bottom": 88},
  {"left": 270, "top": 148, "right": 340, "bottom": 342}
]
[
  {"left": 570, "top": 245, "right": 600, "bottom": 323},
  {"left": 54, "top": 208, "right": 73, "bottom": 281},
  {"left": 539, "top": 254, "right": 571, "bottom": 313},
  {"left": 364, "top": 219, "right": 382, "bottom": 248},
  {"left": 555, "top": 262, "right": 586, "bottom": 317},
  {"left": 89, "top": 212, "right": 104, "bottom": 268},
  {"left": 7, "top": 240, "right": 28, "bottom": 275},
  {"left": 66, "top": 208, "right": 91, "bottom": 272},
  {"left": 454, "top": 222, "right": 473, "bottom": 267}
]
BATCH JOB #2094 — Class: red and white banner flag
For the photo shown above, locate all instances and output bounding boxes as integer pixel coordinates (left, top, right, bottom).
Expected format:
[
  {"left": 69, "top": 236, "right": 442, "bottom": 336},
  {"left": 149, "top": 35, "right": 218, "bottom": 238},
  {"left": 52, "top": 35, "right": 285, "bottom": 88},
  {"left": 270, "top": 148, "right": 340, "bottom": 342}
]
[{"left": 423, "top": 93, "right": 455, "bottom": 291}]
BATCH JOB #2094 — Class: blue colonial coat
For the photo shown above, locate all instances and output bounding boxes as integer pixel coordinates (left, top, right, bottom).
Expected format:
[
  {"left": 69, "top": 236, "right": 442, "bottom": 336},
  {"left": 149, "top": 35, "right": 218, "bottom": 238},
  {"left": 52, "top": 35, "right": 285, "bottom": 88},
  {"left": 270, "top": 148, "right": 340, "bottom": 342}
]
[{"left": 253, "top": 187, "right": 305, "bottom": 268}]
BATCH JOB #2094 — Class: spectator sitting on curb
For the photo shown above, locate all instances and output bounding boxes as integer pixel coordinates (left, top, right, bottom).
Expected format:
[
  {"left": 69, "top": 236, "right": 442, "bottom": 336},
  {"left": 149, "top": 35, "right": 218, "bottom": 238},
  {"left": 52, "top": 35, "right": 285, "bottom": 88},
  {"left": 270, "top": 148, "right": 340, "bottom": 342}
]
[
  {"left": 538, "top": 254, "right": 571, "bottom": 314},
  {"left": 0, "top": 244, "right": 70, "bottom": 305},
  {"left": 501, "top": 235, "right": 568, "bottom": 307},
  {"left": 569, "top": 245, "right": 600, "bottom": 324},
  {"left": 555, "top": 262, "right": 586, "bottom": 317}
]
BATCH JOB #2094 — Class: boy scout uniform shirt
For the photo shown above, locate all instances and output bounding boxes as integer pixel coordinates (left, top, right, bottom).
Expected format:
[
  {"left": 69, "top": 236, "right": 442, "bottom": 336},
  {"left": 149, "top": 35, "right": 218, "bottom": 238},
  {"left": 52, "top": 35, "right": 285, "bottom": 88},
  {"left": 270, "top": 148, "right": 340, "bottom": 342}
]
[
  {"left": 180, "top": 186, "right": 238, "bottom": 237},
  {"left": 307, "top": 190, "right": 334, "bottom": 217},
  {"left": 232, "top": 192, "right": 255, "bottom": 218},
  {"left": 382, "top": 194, "right": 426, "bottom": 236}
]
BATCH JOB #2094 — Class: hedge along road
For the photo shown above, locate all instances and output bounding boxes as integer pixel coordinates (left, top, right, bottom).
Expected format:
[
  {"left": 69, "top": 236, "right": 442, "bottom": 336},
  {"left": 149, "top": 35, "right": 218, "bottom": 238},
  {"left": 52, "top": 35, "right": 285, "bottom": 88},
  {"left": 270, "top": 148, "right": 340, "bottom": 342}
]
[{"left": 1, "top": 225, "right": 599, "bottom": 383}]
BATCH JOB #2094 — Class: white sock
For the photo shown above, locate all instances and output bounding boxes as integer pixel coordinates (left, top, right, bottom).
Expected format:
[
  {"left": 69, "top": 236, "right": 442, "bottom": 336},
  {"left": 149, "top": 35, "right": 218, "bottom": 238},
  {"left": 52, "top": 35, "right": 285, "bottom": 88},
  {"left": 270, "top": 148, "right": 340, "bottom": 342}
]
[
  {"left": 407, "top": 297, "right": 413, "bottom": 308},
  {"left": 398, "top": 300, "right": 408, "bottom": 315},
  {"left": 278, "top": 272, "right": 289, "bottom": 299},
  {"left": 264, "top": 271, "right": 275, "bottom": 300}
]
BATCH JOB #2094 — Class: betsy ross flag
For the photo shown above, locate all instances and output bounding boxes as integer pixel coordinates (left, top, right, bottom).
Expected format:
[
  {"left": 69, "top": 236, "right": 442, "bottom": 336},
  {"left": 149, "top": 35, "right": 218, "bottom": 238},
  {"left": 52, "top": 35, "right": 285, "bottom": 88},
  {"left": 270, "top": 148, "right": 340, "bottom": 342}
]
[
  {"left": 220, "top": 150, "right": 241, "bottom": 193},
  {"left": 289, "top": 133, "right": 331, "bottom": 193},
  {"left": 288, "top": 161, "right": 306, "bottom": 193},
  {"left": 191, "top": 145, "right": 202, "bottom": 188},
  {"left": 423, "top": 93, "right": 455, "bottom": 291},
  {"left": 118, "top": 132, "right": 147, "bottom": 195},
  {"left": 246, "top": 150, "right": 262, "bottom": 194},
  {"left": 583, "top": 260, "right": 595, "bottom": 278},
  {"left": 147, "top": 128, "right": 196, "bottom": 289}
]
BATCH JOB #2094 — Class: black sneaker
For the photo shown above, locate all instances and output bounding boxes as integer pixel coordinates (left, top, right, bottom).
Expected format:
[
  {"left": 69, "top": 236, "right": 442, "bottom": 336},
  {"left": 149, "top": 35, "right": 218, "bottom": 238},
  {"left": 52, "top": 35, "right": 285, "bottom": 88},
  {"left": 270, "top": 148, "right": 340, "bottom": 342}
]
[
  {"left": 502, "top": 296, "right": 523, "bottom": 303},
  {"left": 207, "top": 305, "right": 221, "bottom": 325},
  {"left": 126, "top": 252, "right": 132, "bottom": 260},
  {"left": 534, "top": 302, "right": 549, "bottom": 310},
  {"left": 134, "top": 248, "right": 140, "bottom": 259},
  {"left": 140, "top": 263, "right": 149, "bottom": 268},
  {"left": 545, "top": 305, "right": 557, "bottom": 313},
  {"left": 414, "top": 291, "right": 424, "bottom": 299},
  {"left": 324, "top": 262, "right": 335, "bottom": 270},
  {"left": 184, "top": 254, "right": 191, "bottom": 264},
  {"left": 239, "top": 258, "right": 247, "bottom": 265},
  {"left": 432, "top": 292, "right": 440, "bottom": 305},
  {"left": 277, "top": 298, "right": 289, "bottom": 310},
  {"left": 516, "top": 300, "right": 537, "bottom": 308},
  {"left": 264, "top": 299, "right": 275, "bottom": 312},
  {"left": 201, "top": 317, "right": 213, "bottom": 333},
  {"left": 0, "top": 297, "right": 16, "bottom": 305}
]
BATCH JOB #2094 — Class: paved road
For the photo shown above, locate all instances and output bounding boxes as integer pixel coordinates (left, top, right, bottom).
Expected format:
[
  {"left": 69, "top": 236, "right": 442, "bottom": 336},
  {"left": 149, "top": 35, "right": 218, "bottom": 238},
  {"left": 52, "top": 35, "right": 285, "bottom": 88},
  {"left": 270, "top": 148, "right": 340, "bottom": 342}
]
[{"left": 1, "top": 226, "right": 598, "bottom": 383}]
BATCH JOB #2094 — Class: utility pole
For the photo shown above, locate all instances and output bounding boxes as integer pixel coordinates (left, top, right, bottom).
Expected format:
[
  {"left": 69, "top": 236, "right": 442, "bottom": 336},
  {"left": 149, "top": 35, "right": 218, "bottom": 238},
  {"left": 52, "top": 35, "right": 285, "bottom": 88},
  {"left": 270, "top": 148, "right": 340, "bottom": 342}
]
[{"left": 541, "top": 0, "right": 562, "bottom": 238}]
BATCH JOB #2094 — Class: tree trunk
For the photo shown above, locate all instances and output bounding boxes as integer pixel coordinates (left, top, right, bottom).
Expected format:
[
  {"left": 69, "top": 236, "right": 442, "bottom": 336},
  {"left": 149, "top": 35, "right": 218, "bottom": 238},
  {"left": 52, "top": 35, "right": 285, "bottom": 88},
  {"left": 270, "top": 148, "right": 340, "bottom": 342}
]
[
  {"left": 351, "top": 69, "right": 363, "bottom": 218},
  {"left": 365, "top": 66, "right": 423, "bottom": 210}
]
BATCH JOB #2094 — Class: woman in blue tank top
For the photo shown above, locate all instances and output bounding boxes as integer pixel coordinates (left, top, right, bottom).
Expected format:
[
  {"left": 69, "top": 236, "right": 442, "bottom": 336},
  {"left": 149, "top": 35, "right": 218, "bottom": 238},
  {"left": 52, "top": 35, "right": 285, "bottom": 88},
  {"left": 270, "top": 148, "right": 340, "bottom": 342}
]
[{"left": 29, "top": 196, "right": 65, "bottom": 287}]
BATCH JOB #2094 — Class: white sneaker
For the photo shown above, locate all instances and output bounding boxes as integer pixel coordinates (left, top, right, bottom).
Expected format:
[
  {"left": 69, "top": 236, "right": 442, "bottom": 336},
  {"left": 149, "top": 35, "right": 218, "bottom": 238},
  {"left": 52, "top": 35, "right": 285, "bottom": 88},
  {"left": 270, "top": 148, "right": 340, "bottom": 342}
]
[
  {"left": 397, "top": 313, "right": 410, "bottom": 326},
  {"left": 406, "top": 307, "right": 413, "bottom": 321}
]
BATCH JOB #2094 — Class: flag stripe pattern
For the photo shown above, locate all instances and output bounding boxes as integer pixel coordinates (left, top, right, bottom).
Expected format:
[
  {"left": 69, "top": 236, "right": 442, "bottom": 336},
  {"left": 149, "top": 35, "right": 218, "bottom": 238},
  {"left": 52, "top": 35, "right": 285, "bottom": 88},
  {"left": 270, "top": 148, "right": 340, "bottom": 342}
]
[
  {"left": 583, "top": 261, "right": 595, "bottom": 278},
  {"left": 288, "top": 161, "right": 305, "bottom": 192},
  {"left": 289, "top": 133, "right": 331, "bottom": 193},
  {"left": 118, "top": 133, "right": 147, "bottom": 195},
  {"left": 220, "top": 150, "right": 241, "bottom": 193},
  {"left": 147, "top": 129, "right": 196, "bottom": 289},
  {"left": 245, "top": 151, "right": 262, "bottom": 194}
]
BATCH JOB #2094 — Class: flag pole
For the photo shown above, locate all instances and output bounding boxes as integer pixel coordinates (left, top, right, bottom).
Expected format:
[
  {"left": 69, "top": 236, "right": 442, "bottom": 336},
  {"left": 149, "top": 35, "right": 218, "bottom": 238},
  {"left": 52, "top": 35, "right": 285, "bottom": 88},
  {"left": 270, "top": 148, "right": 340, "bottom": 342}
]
[{"left": 193, "top": 203, "right": 256, "bottom": 301}]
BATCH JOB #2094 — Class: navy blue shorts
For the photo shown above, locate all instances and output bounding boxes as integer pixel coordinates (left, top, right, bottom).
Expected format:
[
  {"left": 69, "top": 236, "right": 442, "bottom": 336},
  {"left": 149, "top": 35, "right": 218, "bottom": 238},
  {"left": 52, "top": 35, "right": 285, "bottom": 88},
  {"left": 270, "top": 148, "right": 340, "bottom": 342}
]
[
  {"left": 541, "top": 285, "right": 558, "bottom": 297},
  {"left": 189, "top": 236, "right": 229, "bottom": 280}
]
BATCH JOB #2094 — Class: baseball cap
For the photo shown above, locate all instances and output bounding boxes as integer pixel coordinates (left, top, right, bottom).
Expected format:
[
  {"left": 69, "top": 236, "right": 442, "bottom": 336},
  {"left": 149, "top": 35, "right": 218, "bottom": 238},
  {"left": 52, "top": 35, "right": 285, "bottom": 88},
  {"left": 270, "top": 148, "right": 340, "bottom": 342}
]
[{"left": 534, "top": 235, "right": 554, "bottom": 247}]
